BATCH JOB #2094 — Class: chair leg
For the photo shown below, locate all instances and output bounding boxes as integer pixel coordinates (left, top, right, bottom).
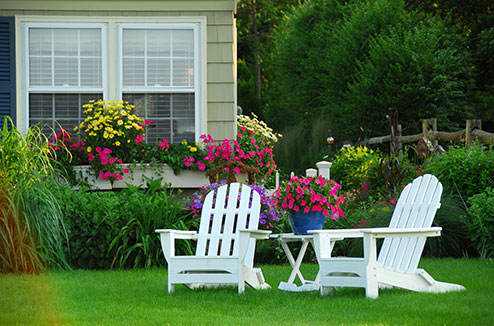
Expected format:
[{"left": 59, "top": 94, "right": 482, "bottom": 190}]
[
  {"left": 168, "top": 282, "right": 175, "bottom": 293},
  {"left": 320, "top": 286, "right": 333, "bottom": 296}
]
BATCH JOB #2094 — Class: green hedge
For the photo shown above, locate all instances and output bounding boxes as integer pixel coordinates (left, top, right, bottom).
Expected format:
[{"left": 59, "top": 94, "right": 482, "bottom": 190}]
[{"left": 50, "top": 180, "right": 195, "bottom": 269}]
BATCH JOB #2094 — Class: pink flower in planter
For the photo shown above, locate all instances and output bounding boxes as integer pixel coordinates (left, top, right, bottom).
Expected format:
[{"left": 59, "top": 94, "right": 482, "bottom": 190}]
[
  {"left": 389, "top": 198, "right": 397, "bottom": 205},
  {"left": 99, "top": 171, "right": 108, "bottom": 180},
  {"left": 134, "top": 135, "right": 144, "bottom": 143},
  {"left": 109, "top": 157, "right": 116, "bottom": 164},
  {"left": 118, "top": 159, "right": 123, "bottom": 164},
  {"left": 122, "top": 168, "right": 130, "bottom": 173},
  {"left": 304, "top": 206, "right": 310, "bottom": 213},
  {"left": 88, "top": 153, "right": 94, "bottom": 162},
  {"left": 102, "top": 148, "right": 112, "bottom": 154},
  {"left": 95, "top": 147, "right": 102, "bottom": 153},
  {"left": 197, "top": 161, "right": 206, "bottom": 171},
  {"left": 101, "top": 159, "right": 108, "bottom": 166}
]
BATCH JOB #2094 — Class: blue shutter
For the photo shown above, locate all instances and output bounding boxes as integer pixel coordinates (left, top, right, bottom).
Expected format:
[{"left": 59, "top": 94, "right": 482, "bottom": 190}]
[{"left": 0, "top": 17, "right": 15, "bottom": 129}]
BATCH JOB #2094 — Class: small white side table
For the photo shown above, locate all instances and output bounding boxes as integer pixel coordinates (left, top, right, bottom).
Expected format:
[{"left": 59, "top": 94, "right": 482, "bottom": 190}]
[{"left": 270, "top": 233, "right": 329, "bottom": 292}]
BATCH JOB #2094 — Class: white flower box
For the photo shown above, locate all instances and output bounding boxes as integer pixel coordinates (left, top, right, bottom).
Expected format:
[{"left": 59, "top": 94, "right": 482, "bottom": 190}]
[{"left": 72, "top": 164, "right": 211, "bottom": 190}]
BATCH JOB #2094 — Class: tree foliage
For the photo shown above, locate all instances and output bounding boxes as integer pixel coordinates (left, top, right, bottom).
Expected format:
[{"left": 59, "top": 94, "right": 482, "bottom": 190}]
[{"left": 266, "top": 0, "right": 474, "bottom": 141}]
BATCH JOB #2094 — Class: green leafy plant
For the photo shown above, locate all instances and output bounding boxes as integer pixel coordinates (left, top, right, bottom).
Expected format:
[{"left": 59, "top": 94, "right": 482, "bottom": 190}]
[
  {"left": 426, "top": 143, "right": 494, "bottom": 200},
  {"left": 108, "top": 178, "right": 195, "bottom": 269},
  {"left": 0, "top": 117, "right": 68, "bottom": 273},
  {"left": 331, "top": 145, "right": 382, "bottom": 192},
  {"left": 462, "top": 188, "right": 494, "bottom": 258}
]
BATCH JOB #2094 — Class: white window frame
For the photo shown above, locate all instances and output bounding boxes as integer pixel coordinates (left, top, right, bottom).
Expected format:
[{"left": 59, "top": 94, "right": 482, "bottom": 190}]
[
  {"left": 117, "top": 23, "right": 202, "bottom": 142},
  {"left": 16, "top": 16, "right": 207, "bottom": 140},
  {"left": 21, "top": 22, "right": 108, "bottom": 132}
]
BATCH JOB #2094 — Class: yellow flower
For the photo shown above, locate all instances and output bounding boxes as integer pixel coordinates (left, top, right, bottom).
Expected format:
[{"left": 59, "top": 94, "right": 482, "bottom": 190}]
[
  {"left": 370, "top": 208, "right": 375, "bottom": 213},
  {"left": 196, "top": 142, "right": 201, "bottom": 147},
  {"left": 87, "top": 146, "right": 92, "bottom": 152},
  {"left": 190, "top": 147, "right": 197, "bottom": 153},
  {"left": 115, "top": 141, "right": 121, "bottom": 146},
  {"left": 73, "top": 126, "right": 78, "bottom": 131},
  {"left": 117, "top": 119, "right": 123, "bottom": 126},
  {"left": 181, "top": 140, "right": 188, "bottom": 145},
  {"left": 103, "top": 132, "right": 109, "bottom": 139}
]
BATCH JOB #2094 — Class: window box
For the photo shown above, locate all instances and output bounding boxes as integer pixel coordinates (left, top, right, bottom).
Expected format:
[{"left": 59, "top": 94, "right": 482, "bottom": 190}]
[{"left": 72, "top": 163, "right": 210, "bottom": 190}]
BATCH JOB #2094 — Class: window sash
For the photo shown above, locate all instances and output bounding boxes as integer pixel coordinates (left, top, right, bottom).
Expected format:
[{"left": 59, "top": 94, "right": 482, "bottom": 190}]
[
  {"left": 118, "top": 23, "right": 201, "bottom": 142},
  {"left": 24, "top": 23, "right": 106, "bottom": 93}
]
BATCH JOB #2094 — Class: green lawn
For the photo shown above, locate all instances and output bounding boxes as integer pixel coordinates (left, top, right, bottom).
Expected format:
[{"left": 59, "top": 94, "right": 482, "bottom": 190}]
[{"left": 1, "top": 259, "right": 493, "bottom": 326}]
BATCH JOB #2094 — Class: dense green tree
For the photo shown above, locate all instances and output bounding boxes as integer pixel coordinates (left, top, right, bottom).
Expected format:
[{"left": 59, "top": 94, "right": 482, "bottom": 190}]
[
  {"left": 236, "top": 0, "right": 303, "bottom": 117},
  {"left": 266, "top": 0, "right": 474, "bottom": 141}
]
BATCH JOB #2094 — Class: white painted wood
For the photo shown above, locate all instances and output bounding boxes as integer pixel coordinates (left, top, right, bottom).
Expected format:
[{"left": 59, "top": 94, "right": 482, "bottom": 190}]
[
  {"left": 311, "top": 174, "right": 465, "bottom": 298},
  {"left": 156, "top": 183, "right": 271, "bottom": 294},
  {"left": 316, "top": 161, "right": 332, "bottom": 180}
]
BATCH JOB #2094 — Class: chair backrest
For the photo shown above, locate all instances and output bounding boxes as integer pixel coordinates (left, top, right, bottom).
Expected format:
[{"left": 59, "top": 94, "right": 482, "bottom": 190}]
[
  {"left": 195, "top": 183, "right": 260, "bottom": 265},
  {"left": 377, "top": 174, "right": 442, "bottom": 272}
]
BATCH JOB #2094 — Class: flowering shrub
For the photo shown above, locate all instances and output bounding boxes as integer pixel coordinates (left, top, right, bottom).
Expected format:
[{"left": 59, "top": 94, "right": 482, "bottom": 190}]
[
  {"left": 331, "top": 145, "right": 381, "bottom": 192},
  {"left": 273, "top": 175, "right": 344, "bottom": 220},
  {"left": 185, "top": 182, "right": 280, "bottom": 228},
  {"left": 237, "top": 113, "right": 282, "bottom": 145}
]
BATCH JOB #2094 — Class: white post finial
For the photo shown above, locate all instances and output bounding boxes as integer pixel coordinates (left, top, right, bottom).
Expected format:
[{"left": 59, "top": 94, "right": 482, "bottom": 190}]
[
  {"left": 306, "top": 168, "right": 317, "bottom": 177},
  {"left": 316, "top": 161, "right": 332, "bottom": 179}
]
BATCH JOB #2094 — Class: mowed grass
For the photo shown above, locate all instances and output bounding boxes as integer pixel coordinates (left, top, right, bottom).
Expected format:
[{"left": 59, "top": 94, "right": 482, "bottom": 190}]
[{"left": 1, "top": 259, "right": 493, "bottom": 326}]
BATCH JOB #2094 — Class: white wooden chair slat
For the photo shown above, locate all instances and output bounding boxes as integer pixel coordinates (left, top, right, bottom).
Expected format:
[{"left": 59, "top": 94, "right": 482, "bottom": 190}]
[
  {"left": 196, "top": 192, "right": 215, "bottom": 257},
  {"left": 232, "top": 185, "right": 253, "bottom": 258},
  {"left": 388, "top": 176, "right": 432, "bottom": 270},
  {"left": 156, "top": 183, "right": 271, "bottom": 294},
  {"left": 219, "top": 183, "right": 241, "bottom": 257},
  {"left": 207, "top": 184, "right": 229, "bottom": 256},
  {"left": 311, "top": 174, "right": 465, "bottom": 298}
]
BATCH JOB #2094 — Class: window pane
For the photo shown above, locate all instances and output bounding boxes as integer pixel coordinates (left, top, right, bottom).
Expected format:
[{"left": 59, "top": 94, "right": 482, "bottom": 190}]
[
  {"left": 174, "top": 119, "right": 195, "bottom": 142},
  {"left": 147, "top": 29, "right": 170, "bottom": 57},
  {"left": 173, "top": 93, "right": 194, "bottom": 118},
  {"left": 54, "top": 57, "right": 78, "bottom": 86},
  {"left": 81, "top": 58, "right": 102, "bottom": 87},
  {"left": 123, "top": 93, "right": 195, "bottom": 143},
  {"left": 29, "top": 94, "right": 53, "bottom": 119},
  {"left": 53, "top": 29, "right": 78, "bottom": 56},
  {"left": 29, "top": 93, "right": 102, "bottom": 136},
  {"left": 147, "top": 58, "right": 170, "bottom": 86},
  {"left": 172, "top": 30, "right": 194, "bottom": 57},
  {"left": 172, "top": 58, "right": 194, "bottom": 87},
  {"left": 80, "top": 29, "right": 101, "bottom": 56},
  {"left": 123, "top": 57, "right": 145, "bottom": 87},
  {"left": 29, "top": 57, "right": 52, "bottom": 87},
  {"left": 122, "top": 27, "right": 194, "bottom": 88},
  {"left": 29, "top": 27, "right": 102, "bottom": 88},
  {"left": 123, "top": 29, "right": 145, "bottom": 56},
  {"left": 29, "top": 29, "right": 51, "bottom": 56}
]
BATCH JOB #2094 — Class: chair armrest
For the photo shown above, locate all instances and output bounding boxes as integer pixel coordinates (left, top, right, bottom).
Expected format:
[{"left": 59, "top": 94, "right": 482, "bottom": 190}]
[
  {"left": 155, "top": 229, "right": 198, "bottom": 240},
  {"left": 155, "top": 229, "right": 198, "bottom": 262},
  {"left": 310, "top": 229, "right": 364, "bottom": 239},
  {"left": 361, "top": 227, "right": 442, "bottom": 238},
  {"left": 239, "top": 229, "right": 272, "bottom": 240}
]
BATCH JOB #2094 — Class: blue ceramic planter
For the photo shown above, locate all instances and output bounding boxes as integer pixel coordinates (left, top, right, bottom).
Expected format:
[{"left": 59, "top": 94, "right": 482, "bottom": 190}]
[{"left": 288, "top": 211, "right": 325, "bottom": 235}]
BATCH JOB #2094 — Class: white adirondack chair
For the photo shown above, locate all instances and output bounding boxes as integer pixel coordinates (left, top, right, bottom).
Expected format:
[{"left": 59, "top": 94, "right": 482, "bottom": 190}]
[
  {"left": 156, "top": 183, "right": 271, "bottom": 294},
  {"left": 311, "top": 174, "right": 465, "bottom": 298}
]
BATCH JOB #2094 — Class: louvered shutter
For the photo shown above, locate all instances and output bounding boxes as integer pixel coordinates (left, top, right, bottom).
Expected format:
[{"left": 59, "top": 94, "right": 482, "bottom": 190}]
[{"left": 0, "top": 17, "right": 15, "bottom": 129}]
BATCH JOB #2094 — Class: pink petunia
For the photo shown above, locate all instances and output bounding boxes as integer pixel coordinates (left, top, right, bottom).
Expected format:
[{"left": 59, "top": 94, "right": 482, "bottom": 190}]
[
  {"left": 122, "top": 168, "right": 130, "bottom": 174},
  {"left": 389, "top": 198, "right": 397, "bottom": 205},
  {"left": 109, "top": 157, "right": 116, "bottom": 164},
  {"left": 134, "top": 135, "right": 144, "bottom": 143},
  {"left": 99, "top": 171, "right": 108, "bottom": 180},
  {"left": 304, "top": 206, "right": 310, "bottom": 213},
  {"left": 102, "top": 148, "right": 112, "bottom": 154},
  {"left": 95, "top": 147, "right": 102, "bottom": 153}
]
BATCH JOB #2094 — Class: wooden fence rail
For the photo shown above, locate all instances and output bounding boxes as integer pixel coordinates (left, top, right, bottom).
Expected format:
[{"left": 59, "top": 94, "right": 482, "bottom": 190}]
[{"left": 360, "top": 118, "right": 494, "bottom": 148}]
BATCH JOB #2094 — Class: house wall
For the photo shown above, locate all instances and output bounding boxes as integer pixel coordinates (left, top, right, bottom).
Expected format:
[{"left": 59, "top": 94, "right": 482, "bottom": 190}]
[{"left": 0, "top": 0, "right": 237, "bottom": 140}]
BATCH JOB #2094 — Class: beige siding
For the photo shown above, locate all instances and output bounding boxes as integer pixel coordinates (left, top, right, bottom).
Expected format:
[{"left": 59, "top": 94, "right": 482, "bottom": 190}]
[{"left": 3, "top": 0, "right": 237, "bottom": 140}]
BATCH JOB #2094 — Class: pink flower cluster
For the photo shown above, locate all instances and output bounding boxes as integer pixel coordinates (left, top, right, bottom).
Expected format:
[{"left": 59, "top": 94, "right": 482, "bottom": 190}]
[
  {"left": 93, "top": 147, "right": 129, "bottom": 181},
  {"left": 158, "top": 139, "right": 169, "bottom": 151},
  {"left": 273, "top": 175, "right": 345, "bottom": 220}
]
